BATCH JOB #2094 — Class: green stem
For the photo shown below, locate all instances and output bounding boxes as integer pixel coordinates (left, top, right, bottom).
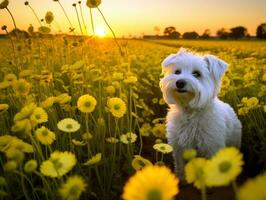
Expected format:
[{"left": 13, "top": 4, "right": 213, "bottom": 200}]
[
  {"left": 74, "top": 6, "right": 83, "bottom": 35},
  {"left": 57, "top": 1, "right": 74, "bottom": 29},
  {"left": 89, "top": 8, "right": 95, "bottom": 35},
  {"left": 27, "top": 5, "right": 42, "bottom": 26},
  {"left": 79, "top": 3, "right": 88, "bottom": 35},
  {"left": 232, "top": 180, "right": 238, "bottom": 200},
  {"left": 201, "top": 185, "right": 207, "bottom": 200},
  {"left": 97, "top": 7, "right": 123, "bottom": 56},
  {"left": 5, "top": 7, "right": 17, "bottom": 30}
]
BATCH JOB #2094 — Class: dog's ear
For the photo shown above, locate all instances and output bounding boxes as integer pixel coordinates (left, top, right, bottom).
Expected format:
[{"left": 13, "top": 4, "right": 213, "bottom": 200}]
[
  {"left": 204, "top": 55, "right": 228, "bottom": 82},
  {"left": 161, "top": 54, "right": 177, "bottom": 68}
]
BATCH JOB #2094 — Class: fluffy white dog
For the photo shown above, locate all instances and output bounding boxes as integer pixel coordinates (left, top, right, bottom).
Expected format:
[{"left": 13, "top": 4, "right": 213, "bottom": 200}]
[{"left": 160, "top": 48, "right": 242, "bottom": 180}]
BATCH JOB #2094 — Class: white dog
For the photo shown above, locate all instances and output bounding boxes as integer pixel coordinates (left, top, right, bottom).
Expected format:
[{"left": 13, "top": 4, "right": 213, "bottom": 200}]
[{"left": 160, "top": 48, "right": 242, "bottom": 180}]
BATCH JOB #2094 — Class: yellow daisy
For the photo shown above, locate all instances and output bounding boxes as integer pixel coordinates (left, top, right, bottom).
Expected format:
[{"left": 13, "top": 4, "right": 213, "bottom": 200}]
[
  {"left": 131, "top": 155, "right": 152, "bottom": 170},
  {"left": 105, "top": 137, "right": 119, "bottom": 143},
  {"left": 14, "top": 103, "right": 37, "bottom": 121},
  {"left": 238, "top": 173, "right": 266, "bottom": 200},
  {"left": 30, "top": 107, "right": 48, "bottom": 124},
  {"left": 4, "top": 73, "right": 17, "bottom": 82},
  {"left": 153, "top": 143, "right": 173, "bottom": 154},
  {"left": 122, "top": 165, "right": 179, "bottom": 200},
  {"left": 107, "top": 97, "right": 127, "bottom": 118},
  {"left": 204, "top": 147, "right": 243, "bottom": 187},
  {"left": 4, "top": 160, "right": 18, "bottom": 172},
  {"left": 40, "top": 96, "right": 56, "bottom": 108},
  {"left": 105, "top": 85, "right": 116, "bottom": 94},
  {"left": 0, "top": 104, "right": 9, "bottom": 112},
  {"left": 11, "top": 119, "right": 32, "bottom": 134},
  {"left": 0, "top": 81, "right": 11, "bottom": 89},
  {"left": 81, "top": 133, "right": 93, "bottom": 141},
  {"left": 152, "top": 123, "right": 166, "bottom": 138},
  {"left": 57, "top": 118, "right": 80, "bottom": 133},
  {"left": 55, "top": 93, "right": 72, "bottom": 105},
  {"left": 35, "top": 126, "right": 55, "bottom": 145},
  {"left": 139, "top": 123, "right": 152, "bottom": 137},
  {"left": 72, "top": 139, "right": 86, "bottom": 146},
  {"left": 77, "top": 94, "right": 97, "bottom": 113},
  {"left": 185, "top": 158, "right": 207, "bottom": 189},
  {"left": 40, "top": 151, "right": 77, "bottom": 178},
  {"left": 120, "top": 132, "right": 137, "bottom": 144},
  {"left": 183, "top": 149, "right": 197, "bottom": 161},
  {"left": 12, "top": 79, "right": 31, "bottom": 96},
  {"left": 83, "top": 153, "right": 102, "bottom": 166},
  {"left": 58, "top": 175, "right": 87, "bottom": 200}
]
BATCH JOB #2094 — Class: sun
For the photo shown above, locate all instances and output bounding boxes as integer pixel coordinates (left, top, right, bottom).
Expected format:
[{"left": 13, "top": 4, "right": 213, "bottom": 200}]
[{"left": 95, "top": 27, "right": 106, "bottom": 38}]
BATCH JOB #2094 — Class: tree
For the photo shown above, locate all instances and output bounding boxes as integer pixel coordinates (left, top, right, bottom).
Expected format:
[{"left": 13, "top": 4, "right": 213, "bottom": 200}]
[
  {"left": 229, "top": 26, "right": 248, "bottom": 39},
  {"left": 163, "top": 26, "right": 180, "bottom": 39},
  {"left": 201, "top": 29, "right": 211, "bottom": 39},
  {"left": 182, "top": 31, "right": 199, "bottom": 39},
  {"left": 256, "top": 23, "right": 266, "bottom": 39},
  {"left": 216, "top": 28, "right": 229, "bottom": 39}
]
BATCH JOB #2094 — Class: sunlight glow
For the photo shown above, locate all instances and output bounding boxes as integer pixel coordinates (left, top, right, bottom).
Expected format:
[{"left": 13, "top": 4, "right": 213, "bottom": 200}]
[{"left": 95, "top": 27, "right": 107, "bottom": 37}]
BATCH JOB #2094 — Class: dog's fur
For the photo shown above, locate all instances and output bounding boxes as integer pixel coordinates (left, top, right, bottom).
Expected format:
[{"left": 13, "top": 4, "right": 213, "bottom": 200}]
[{"left": 160, "top": 48, "right": 242, "bottom": 180}]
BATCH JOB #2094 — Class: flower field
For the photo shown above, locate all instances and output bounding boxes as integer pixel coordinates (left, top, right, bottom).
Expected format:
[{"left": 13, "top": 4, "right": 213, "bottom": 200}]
[{"left": 0, "top": 35, "right": 266, "bottom": 200}]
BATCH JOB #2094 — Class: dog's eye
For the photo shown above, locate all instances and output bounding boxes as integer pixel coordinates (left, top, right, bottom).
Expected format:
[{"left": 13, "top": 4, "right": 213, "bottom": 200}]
[
  {"left": 175, "top": 70, "right": 181, "bottom": 75},
  {"left": 192, "top": 71, "right": 201, "bottom": 78}
]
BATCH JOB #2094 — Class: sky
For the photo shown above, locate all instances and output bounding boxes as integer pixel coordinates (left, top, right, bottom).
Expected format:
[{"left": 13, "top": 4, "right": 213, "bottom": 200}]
[{"left": 0, "top": 0, "right": 266, "bottom": 37}]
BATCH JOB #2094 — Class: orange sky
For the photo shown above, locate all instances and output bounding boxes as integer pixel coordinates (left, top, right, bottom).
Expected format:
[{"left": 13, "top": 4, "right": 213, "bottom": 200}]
[{"left": 0, "top": 0, "right": 266, "bottom": 36}]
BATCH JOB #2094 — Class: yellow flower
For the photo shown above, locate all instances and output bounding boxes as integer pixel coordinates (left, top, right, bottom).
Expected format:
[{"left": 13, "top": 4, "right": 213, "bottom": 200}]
[
  {"left": 83, "top": 153, "right": 102, "bottom": 166},
  {"left": 11, "top": 119, "right": 32, "bottom": 134},
  {"left": 0, "top": 135, "right": 33, "bottom": 153},
  {"left": 40, "top": 97, "right": 56, "bottom": 108},
  {"left": 19, "top": 70, "right": 33, "bottom": 78},
  {"left": 246, "top": 97, "right": 259, "bottom": 109},
  {"left": 185, "top": 158, "right": 207, "bottom": 189},
  {"left": 122, "top": 165, "right": 179, "bottom": 200},
  {"left": 159, "top": 98, "right": 166, "bottom": 105},
  {"left": 55, "top": 93, "right": 72, "bottom": 104},
  {"left": 238, "top": 173, "right": 266, "bottom": 200},
  {"left": 45, "top": 11, "right": 54, "bottom": 24},
  {"left": 183, "top": 149, "right": 197, "bottom": 161},
  {"left": 40, "top": 151, "right": 77, "bottom": 178},
  {"left": 107, "top": 97, "right": 127, "bottom": 118},
  {"left": 152, "top": 123, "right": 166, "bottom": 138},
  {"left": 81, "top": 133, "right": 93, "bottom": 141},
  {"left": 72, "top": 139, "right": 86, "bottom": 146},
  {"left": 77, "top": 94, "right": 97, "bottom": 113},
  {"left": 139, "top": 123, "right": 151, "bottom": 137},
  {"left": 153, "top": 143, "right": 173, "bottom": 154},
  {"left": 124, "top": 76, "right": 138, "bottom": 85},
  {"left": 57, "top": 118, "right": 80, "bottom": 133},
  {"left": 131, "top": 155, "right": 152, "bottom": 170},
  {"left": 30, "top": 107, "right": 48, "bottom": 124},
  {"left": 4, "top": 160, "right": 18, "bottom": 172},
  {"left": 24, "top": 159, "right": 38, "bottom": 173},
  {"left": 204, "top": 147, "right": 243, "bottom": 187},
  {"left": 120, "top": 132, "right": 137, "bottom": 144},
  {"left": 5, "top": 148, "right": 25, "bottom": 163},
  {"left": 0, "top": 104, "right": 9, "bottom": 112},
  {"left": 4, "top": 73, "right": 17, "bottom": 82},
  {"left": 12, "top": 79, "right": 31, "bottom": 96},
  {"left": 35, "top": 126, "right": 55, "bottom": 145},
  {"left": 105, "top": 137, "right": 119, "bottom": 143},
  {"left": 58, "top": 175, "right": 87, "bottom": 200},
  {"left": 0, "top": 81, "right": 11, "bottom": 89},
  {"left": 14, "top": 103, "right": 37, "bottom": 121},
  {"left": 106, "top": 85, "right": 116, "bottom": 94}
]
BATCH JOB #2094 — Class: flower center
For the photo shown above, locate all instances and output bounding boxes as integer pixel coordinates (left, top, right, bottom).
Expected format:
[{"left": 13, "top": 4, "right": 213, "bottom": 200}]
[
  {"left": 35, "top": 114, "right": 41, "bottom": 119},
  {"left": 66, "top": 124, "right": 73, "bottom": 130},
  {"left": 69, "top": 185, "right": 80, "bottom": 196},
  {"left": 219, "top": 161, "right": 231, "bottom": 173},
  {"left": 42, "top": 130, "right": 49, "bottom": 136},
  {"left": 147, "top": 188, "right": 162, "bottom": 200},
  {"left": 160, "top": 146, "right": 165, "bottom": 150},
  {"left": 52, "top": 159, "right": 62, "bottom": 170},
  {"left": 137, "top": 160, "right": 146, "bottom": 167},
  {"left": 114, "top": 104, "right": 120, "bottom": 110},
  {"left": 84, "top": 101, "right": 91, "bottom": 107}
]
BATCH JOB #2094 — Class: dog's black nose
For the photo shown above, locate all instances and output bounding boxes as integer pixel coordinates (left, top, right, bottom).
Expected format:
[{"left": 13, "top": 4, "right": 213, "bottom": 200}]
[{"left": 176, "top": 80, "right": 186, "bottom": 89}]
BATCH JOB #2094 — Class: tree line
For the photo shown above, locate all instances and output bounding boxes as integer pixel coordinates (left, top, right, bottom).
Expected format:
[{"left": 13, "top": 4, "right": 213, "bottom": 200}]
[{"left": 159, "top": 23, "right": 266, "bottom": 39}]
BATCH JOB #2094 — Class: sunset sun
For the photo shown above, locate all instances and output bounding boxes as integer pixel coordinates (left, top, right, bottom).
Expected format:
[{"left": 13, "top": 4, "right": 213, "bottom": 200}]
[{"left": 95, "top": 27, "right": 106, "bottom": 37}]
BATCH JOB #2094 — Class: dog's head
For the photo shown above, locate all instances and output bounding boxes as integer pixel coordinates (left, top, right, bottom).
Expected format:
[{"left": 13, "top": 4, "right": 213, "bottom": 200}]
[{"left": 159, "top": 48, "right": 227, "bottom": 109}]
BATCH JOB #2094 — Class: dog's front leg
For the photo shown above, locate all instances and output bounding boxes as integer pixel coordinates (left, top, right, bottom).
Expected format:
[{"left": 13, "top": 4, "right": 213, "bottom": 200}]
[{"left": 172, "top": 146, "right": 186, "bottom": 181}]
